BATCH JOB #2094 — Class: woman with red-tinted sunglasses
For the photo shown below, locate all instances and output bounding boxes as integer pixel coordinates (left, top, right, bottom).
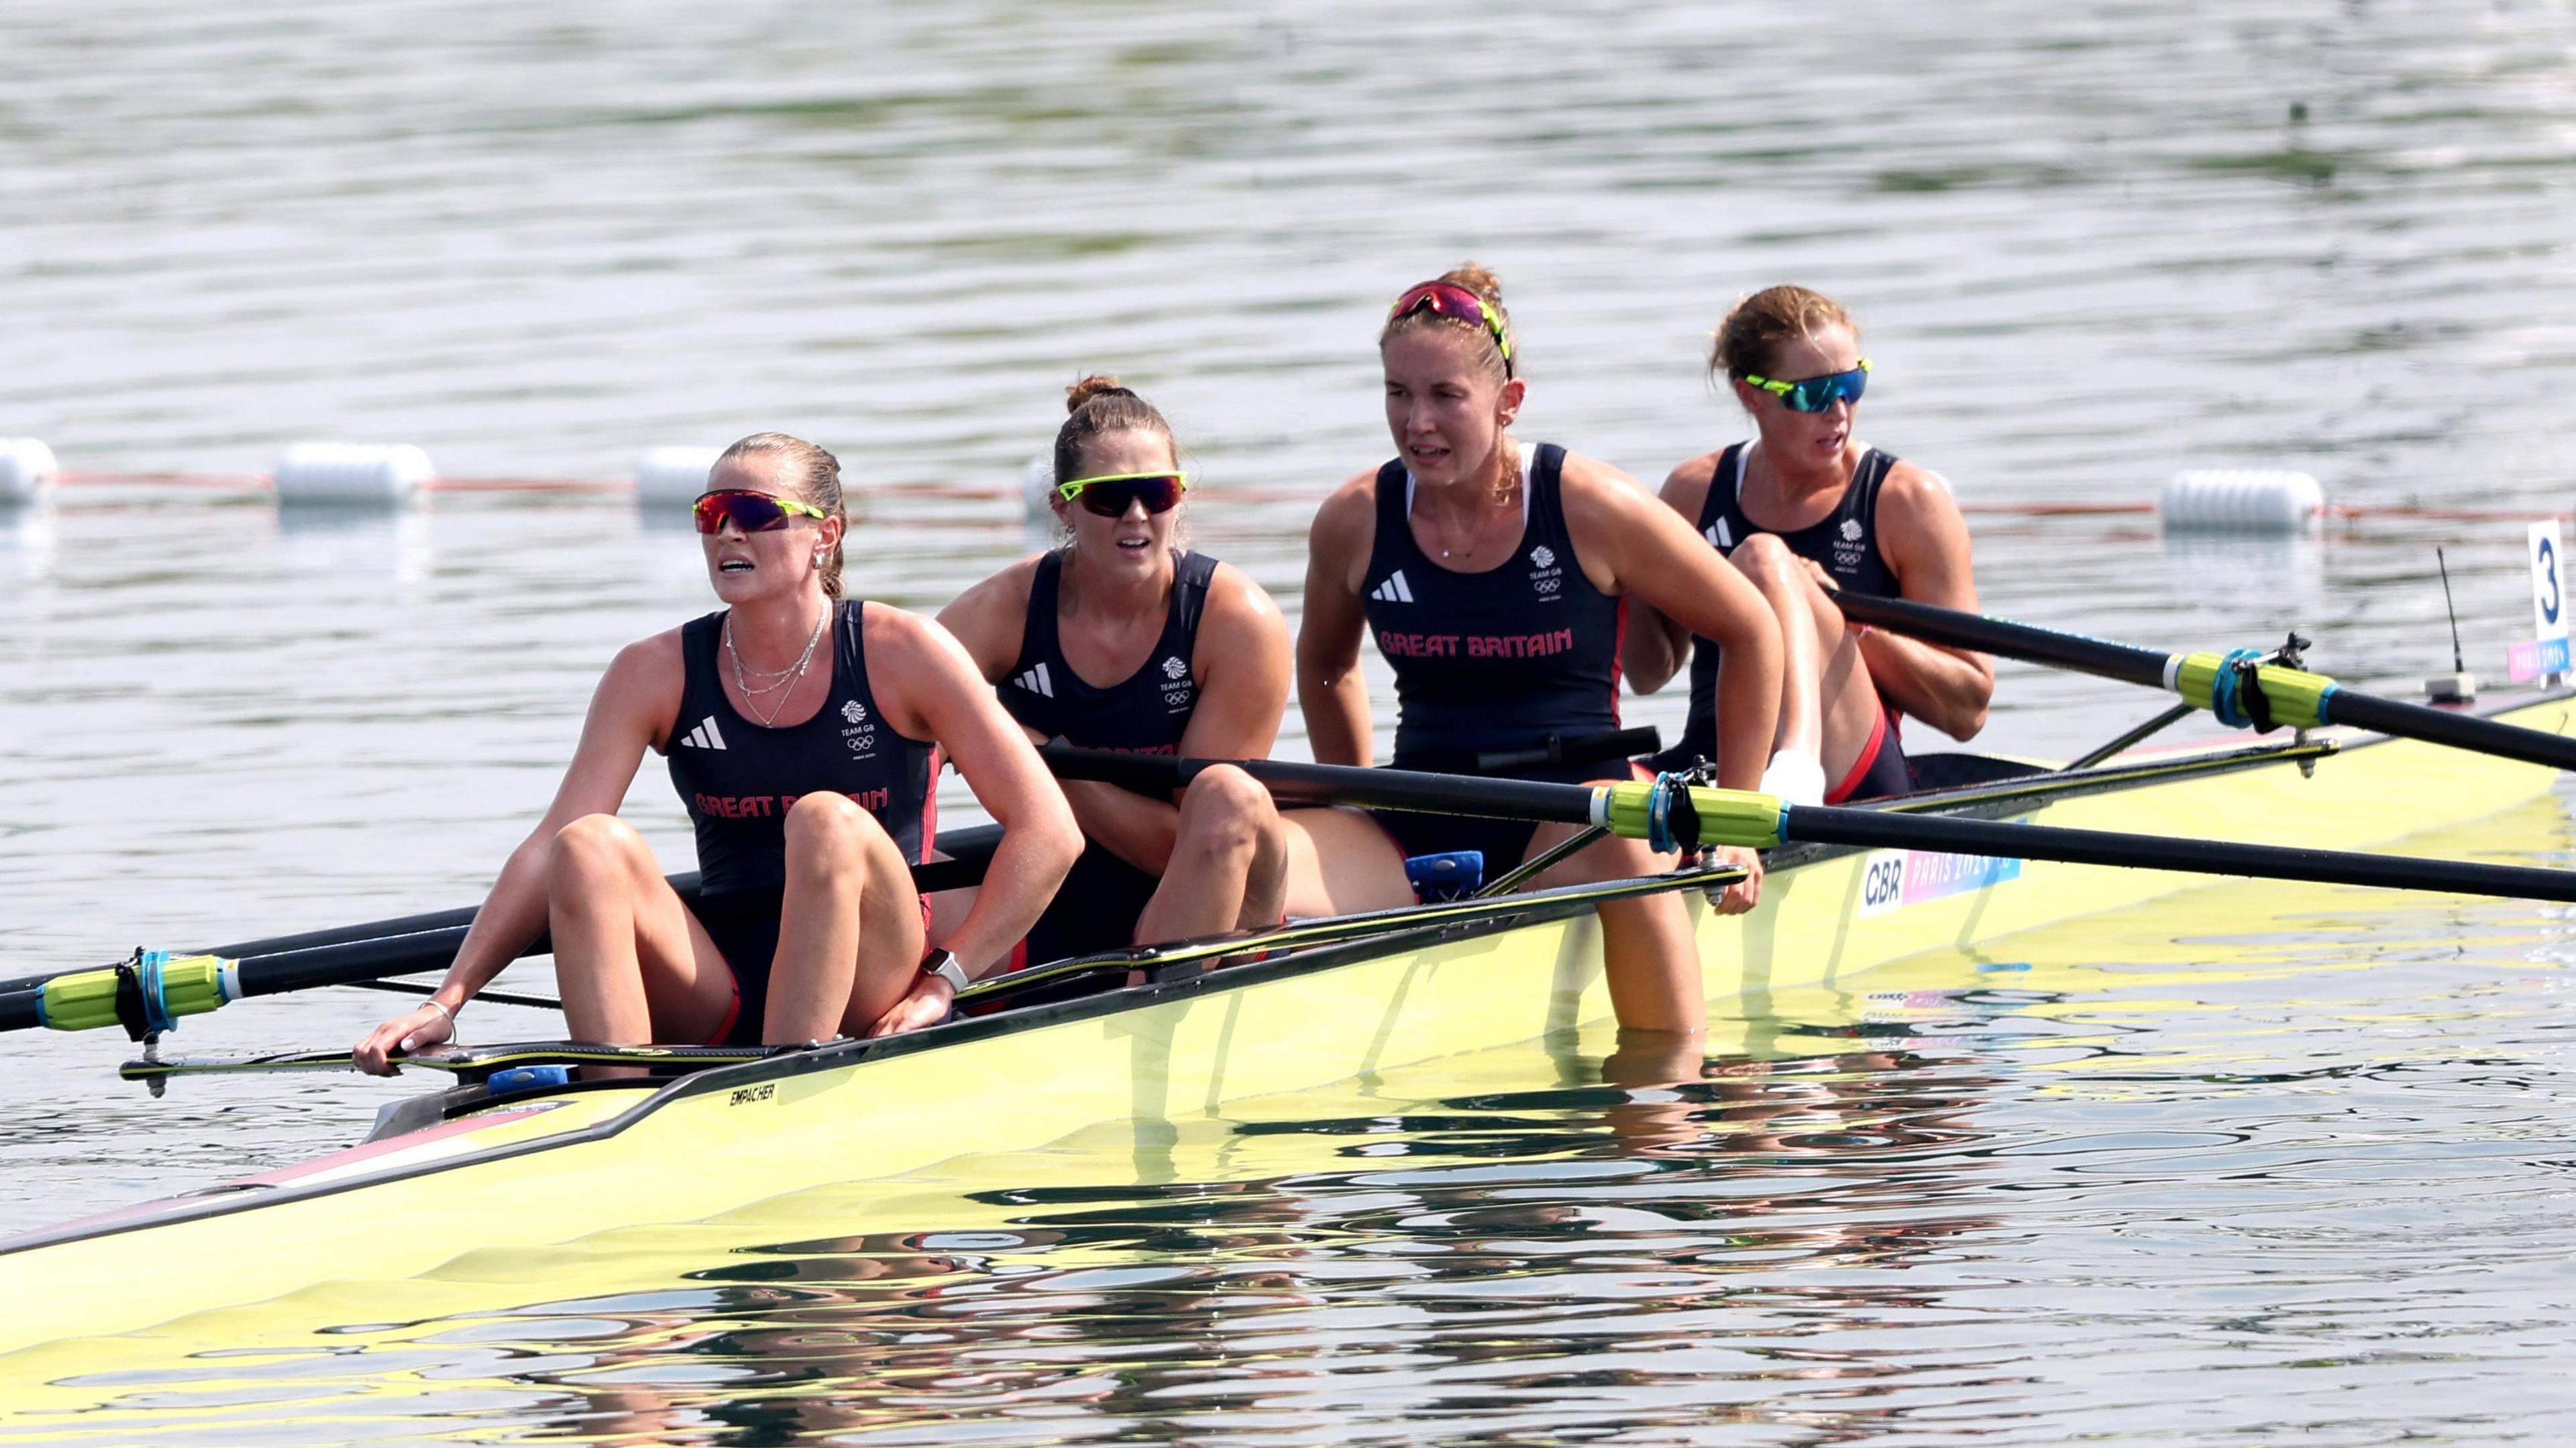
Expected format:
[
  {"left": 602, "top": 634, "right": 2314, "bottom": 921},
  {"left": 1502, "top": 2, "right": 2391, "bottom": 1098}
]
[
  {"left": 352, "top": 433, "right": 1081, "bottom": 1072},
  {"left": 1623, "top": 286, "right": 1992, "bottom": 805},
  {"left": 941, "top": 376, "right": 1303, "bottom": 958},
  {"left": 1292, "top": 264, "right": 1789, "bottom": 1036}
]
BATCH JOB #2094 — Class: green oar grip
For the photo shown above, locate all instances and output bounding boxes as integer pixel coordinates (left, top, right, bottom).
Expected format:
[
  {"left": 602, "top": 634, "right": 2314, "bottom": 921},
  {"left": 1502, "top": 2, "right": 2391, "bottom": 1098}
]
[
  {"left": 39, "top": 952, "right": 237, "bottom": 1036},
  {"left": 1595, "top": 781, "right": 1788, "bottom": 850},
  {"left": 2169, "top": 653, "right": 2339, "bottom": 731}
]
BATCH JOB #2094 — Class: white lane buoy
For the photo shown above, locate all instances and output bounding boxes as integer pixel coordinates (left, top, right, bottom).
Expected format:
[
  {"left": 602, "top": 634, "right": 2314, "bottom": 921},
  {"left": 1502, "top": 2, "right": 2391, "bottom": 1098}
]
[
  {"left": 1022, "top": 449, "right": 1057, "bottom": 519},
  {"left": 634, "top": 446, "right": 724, "bottom": 508},
  {"left": 0, "top": 438, "right": 59, "bottom": 504},
  {"left": 2159, "top": 469, "right": 2324, "bottom": 533},
  {"left": 272, "top": 443, "right": 435, "bottom": 506}
]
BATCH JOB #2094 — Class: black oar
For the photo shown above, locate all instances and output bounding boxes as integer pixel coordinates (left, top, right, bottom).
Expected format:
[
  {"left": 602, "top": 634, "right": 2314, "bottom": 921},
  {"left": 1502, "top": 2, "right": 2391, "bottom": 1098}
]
[
  {"left": 1826, "top": 588, "right": 2576, "bottom": 773},
  {"left": 1042, "top": 747, "right": 2576, "bottom": 904},
  {"left": 0, "top": 826, "right": 1004, "bottom": 1038}
]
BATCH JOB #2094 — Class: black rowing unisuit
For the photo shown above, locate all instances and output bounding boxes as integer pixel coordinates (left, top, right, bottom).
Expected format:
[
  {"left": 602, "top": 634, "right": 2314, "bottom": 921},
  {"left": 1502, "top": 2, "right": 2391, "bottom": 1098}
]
[
  {"left": 1360, "top": 442, "right": 1625, "bottom": 768},
  {"left": 662, "top": 599, "right": 938, "bottom": 895},
  {"left": 1000, "top": 549, "right": 1214, "bottom": 753},
  {"left": 1673, "top": 442, "right": 1902, "bottom": 765},
  {"left": 998, "top": 549, "right": 1217, "bottom": 962}
]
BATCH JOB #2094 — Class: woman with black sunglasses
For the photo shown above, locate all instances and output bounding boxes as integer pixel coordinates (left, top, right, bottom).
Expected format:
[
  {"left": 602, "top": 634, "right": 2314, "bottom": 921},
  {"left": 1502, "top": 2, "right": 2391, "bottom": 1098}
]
[
  {"left": 352, "top": 433, "right": 1081, "bottom": 1072},
  {"left": 1624, "top": 286, "right": 1992, "bottom": 805},
  {"left": 940, "top": 377, "right": 1303, "bottom": 960},
  {"left": 1293, "top": 264, "right": 1788, "bottom": 1036}
]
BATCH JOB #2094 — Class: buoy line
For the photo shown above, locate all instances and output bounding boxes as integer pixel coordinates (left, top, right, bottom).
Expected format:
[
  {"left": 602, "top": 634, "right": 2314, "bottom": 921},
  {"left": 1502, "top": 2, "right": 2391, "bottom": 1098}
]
[{"left": 0, "top": 442, "right": 2559, "bottom": 530}]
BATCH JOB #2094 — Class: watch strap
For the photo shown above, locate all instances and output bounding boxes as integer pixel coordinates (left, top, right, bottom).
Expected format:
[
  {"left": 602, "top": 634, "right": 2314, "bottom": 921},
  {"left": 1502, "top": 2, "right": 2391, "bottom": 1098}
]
[{"left": 920, "top": 948, "right": 971, "bottom": 991}]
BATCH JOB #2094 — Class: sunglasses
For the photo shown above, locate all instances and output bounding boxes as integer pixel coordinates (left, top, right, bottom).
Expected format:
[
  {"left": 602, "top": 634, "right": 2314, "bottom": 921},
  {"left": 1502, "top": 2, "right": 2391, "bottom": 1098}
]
[
  {"left": 691, "top": 489, "right": 833, "bottom": 535},
  {"left": 1387, "top": 280, "right": 1515, "bottom": 380},
  {"left": 1056, "top": 471, "right": 1188, "bottom": 517},
  {"left": 1740, "top": 359, "right": 1870, "bottom": 413}
]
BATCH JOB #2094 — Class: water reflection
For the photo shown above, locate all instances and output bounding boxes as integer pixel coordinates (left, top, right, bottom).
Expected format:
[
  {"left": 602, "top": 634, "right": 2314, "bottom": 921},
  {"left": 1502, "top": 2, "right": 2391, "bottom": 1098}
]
[{"left": 319, "top": 1036, "right": 2003, "bottom": 1445}]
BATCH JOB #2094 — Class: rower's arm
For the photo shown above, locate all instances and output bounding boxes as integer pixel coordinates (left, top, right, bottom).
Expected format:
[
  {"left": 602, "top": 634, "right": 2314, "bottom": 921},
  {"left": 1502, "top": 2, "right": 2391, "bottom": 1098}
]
[
  {"left": 1562, "top": 457, "right": 1782, "bottom": 791},
  {"left": 354, "top": 634, "right": 677, "bottom": 1072},
  {"left": 1866, "top": 467, "right": 1993, "bottom": 740},
  {"left": 1620, "top": 457, "right": 1721, "bottom": 694},
  {"left": 878, "top": 612, "right": 1082, "bottom": 984},
  {"left": 1071, "top": 565, "right": 1292, "bottom": 873},
  {"left": 1295, "top": 479, "right": 1380, "bottom": 767},
  {"left": 932, "top": 557, "right": 1040, "bottom": 685}
]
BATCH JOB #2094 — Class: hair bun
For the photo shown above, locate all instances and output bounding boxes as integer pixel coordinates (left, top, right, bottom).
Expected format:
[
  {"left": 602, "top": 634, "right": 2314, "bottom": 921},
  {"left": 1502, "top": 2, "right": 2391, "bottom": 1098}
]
[
  {"left": 1065, "top": 374, "right": 1134, "bottom": 414},
  {"left": 1439, "top": 262, "right": 1505, "bottom": 306}
]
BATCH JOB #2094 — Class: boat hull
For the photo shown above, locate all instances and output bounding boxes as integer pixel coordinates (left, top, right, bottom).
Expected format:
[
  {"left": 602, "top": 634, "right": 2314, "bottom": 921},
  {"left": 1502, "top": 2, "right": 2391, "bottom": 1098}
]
[{"left": 1, "top": 697, "right": 2567, "bottom": 1361}]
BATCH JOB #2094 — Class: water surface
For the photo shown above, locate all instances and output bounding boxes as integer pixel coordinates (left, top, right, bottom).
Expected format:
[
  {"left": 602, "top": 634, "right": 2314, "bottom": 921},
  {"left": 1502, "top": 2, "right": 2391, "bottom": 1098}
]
[{"left": 5, "top": 0, "right": 2576, "bottom": 1439}]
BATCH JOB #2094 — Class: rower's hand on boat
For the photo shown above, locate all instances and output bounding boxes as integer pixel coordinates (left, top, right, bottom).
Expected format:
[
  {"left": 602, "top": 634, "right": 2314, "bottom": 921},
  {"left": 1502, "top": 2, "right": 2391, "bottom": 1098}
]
[
  {"left": 1704, "top": 844, "right": 1763, "bottom": 915},
  {"left": 353, "top": 1002, "right": 453, "bottom": 1076},
  {"left": 865, "top": 973, "right": 955, "bottom": 1038}
]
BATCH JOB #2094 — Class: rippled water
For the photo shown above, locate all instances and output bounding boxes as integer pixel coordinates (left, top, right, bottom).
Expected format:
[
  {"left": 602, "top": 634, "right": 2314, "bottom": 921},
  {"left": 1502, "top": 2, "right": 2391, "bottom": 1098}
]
[{"left": 6, "top": 0, "right": 2576, "bottom": 1439}]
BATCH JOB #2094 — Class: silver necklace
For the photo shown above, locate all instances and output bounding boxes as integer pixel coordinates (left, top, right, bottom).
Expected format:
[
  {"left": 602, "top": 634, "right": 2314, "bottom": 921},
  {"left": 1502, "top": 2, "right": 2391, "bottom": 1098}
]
[{"left": 724, "top": 606, "right": 830, "bottom": 727}]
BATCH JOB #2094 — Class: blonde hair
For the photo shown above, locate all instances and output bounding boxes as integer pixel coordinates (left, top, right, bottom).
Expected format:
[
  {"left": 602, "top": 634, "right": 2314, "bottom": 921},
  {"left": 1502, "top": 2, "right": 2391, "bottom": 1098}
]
[
  {"left": 714, "top": 432, "right": 846, "bottom": 598},
  {"left": 1711, "top": 284, "right": 1859, "bottom": 380}
]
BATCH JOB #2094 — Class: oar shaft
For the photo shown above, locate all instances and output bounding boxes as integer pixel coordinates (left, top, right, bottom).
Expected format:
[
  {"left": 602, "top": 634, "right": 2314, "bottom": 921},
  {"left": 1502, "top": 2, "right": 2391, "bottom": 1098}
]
[
  {"left": 2301, "top": 688, "right": 2576, "bottom": 773},
  {"left": 1041, "top": 746, "right": 1600, "bottom": 825},
  {"left": 3, "top": 826, "right": 1005, "bottom": 1036},
  {"left": 1780, "top": 803, "right": 2576, "bottom": 903},
  {"left": 1053, "top": 749, "right": 2576, "bottom": 906},
  {"left": 1830, "top": 588, "right": 2576, "bottom": 774},
  {"left": 1828, "top": 590, "right": 2171, "bottom": 688}
]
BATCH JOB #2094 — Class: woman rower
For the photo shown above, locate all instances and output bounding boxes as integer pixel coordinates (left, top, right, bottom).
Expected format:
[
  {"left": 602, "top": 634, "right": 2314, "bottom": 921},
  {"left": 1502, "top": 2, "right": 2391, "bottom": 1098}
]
[
  {"left": 353, "top": 433, "right": 1081, "bottom": 1072},
  {"left": 1294, "top": 264, "right": 1788, "bottom": 1034},
  {"left": 940, "top": 377, "right": 1296, "bottom": 958},
  {"left": 1625, "top": 286, "right": 1992, "bottom": 801}
]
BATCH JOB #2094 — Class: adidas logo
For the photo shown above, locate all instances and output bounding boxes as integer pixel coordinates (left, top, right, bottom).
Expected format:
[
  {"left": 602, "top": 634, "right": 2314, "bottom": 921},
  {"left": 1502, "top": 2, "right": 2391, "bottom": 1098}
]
[
  {"left": 1369, "top": 570, "right": 1415, "bottom": 604},
  {"left": 680, "top": 715, "right": 727, "bottom": 750},
  {"left": 1014, "top": 662, "right": 1054, "bottom": 698},
  {"left": 1706, "top": 518, "right": 1733, "bottom": 549}
]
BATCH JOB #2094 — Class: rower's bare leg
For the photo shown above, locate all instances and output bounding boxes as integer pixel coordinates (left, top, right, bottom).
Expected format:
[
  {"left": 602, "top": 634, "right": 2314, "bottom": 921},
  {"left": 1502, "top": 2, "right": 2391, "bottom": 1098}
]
[
  {"left": 1521, "top": 819, "right": 1703, "bottom": 1035},
  {"left": 1726, "top": 533, "right": 1823, "bottom": 759},
  {"left": 1134, "top": 765, "right": 1288, "bottom": 943},
  {"left": 765, "top": 793, "right": 924, "bottom": 1044},
  {"left": 1729, "top": 534, "right": 1888, "bottom": 784},
  {"left": 547, "top": 814, "right": 737, "bottom": 1069},
  {"left": 1279, "top": 806, "right": 1418, "bottom": 918}
]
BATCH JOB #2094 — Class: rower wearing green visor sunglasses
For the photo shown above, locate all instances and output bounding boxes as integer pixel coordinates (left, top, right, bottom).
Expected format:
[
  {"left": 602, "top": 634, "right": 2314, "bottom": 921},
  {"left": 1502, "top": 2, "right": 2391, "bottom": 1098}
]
[
  {"left": 1624, "top": 284, "right": 1994, "bottom": 812},
  {"left": 940, "top": 375, "right": 1308, "bottom": 964}
]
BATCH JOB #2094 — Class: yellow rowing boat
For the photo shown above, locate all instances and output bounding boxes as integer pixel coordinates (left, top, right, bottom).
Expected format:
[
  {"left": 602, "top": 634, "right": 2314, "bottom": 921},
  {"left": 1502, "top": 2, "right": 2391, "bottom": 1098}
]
[{"left": 0, "top": 690, "right": 2565, "bottom": 1374}]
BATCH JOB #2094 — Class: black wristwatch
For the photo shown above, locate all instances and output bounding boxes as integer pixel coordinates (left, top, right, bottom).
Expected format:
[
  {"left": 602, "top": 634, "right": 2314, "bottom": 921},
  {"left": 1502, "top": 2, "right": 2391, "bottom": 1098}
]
[{"left": 920, "top": 948, "right": 971, "bottom": 993}]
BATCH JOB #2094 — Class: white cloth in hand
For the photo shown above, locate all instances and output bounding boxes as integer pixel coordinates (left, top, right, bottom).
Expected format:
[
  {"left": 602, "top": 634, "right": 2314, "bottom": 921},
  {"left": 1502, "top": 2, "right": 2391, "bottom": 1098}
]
[{"left": 1760, "top": 748, "right": 1827, "bottom": 807}]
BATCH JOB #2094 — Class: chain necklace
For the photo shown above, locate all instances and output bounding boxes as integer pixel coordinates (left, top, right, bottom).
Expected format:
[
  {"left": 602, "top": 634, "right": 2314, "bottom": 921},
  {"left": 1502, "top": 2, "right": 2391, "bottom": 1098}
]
[
  {"left": 1420, "top": 439, "right": 1519, "bottom": 561},
  {"left": 724, "top": 604, "right": 830, "bottom": 728}
]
